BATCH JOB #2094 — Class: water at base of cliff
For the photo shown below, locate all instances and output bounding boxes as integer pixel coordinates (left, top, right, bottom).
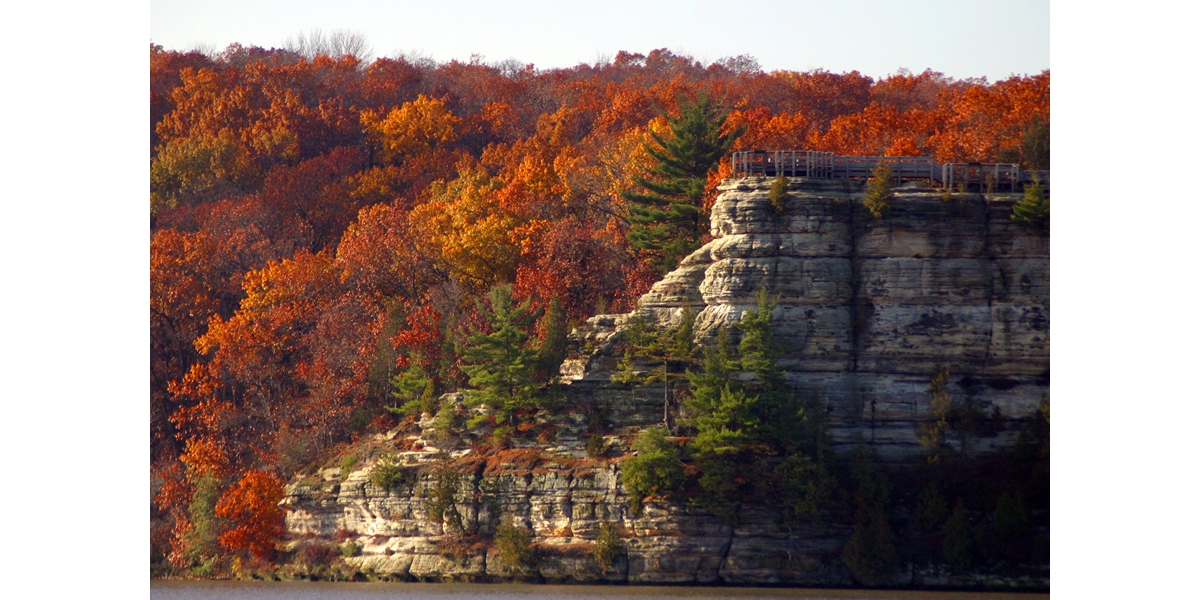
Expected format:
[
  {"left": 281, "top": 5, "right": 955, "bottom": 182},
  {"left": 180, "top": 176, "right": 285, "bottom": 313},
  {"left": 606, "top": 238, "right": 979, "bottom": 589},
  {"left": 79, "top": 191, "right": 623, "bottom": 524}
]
[{"left": 150, "top": 581, "right": 1048, "bottom": 600}]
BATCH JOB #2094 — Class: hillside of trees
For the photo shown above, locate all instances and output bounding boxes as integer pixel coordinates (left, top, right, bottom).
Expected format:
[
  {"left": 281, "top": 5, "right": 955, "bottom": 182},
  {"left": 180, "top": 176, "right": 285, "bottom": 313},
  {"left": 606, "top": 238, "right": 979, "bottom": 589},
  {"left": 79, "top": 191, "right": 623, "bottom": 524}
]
[{"left": 149, "top": 42, "right": 1049, "bottom": 570}]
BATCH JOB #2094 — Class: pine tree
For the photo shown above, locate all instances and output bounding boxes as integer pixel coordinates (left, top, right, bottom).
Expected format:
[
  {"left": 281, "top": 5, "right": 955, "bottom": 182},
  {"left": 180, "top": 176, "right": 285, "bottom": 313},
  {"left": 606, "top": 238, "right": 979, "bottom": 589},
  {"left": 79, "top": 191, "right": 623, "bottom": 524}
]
[
  {"left": 622, "top": 93, "right": 745, "bottom": 274},
  {"left": 863, "top": 161, "right": 895, "bottom": 218},
  {"left": 614, "top": 307, "right": 697, "bottom": 429},
  {"left": 735, "top": 291, "right": 806, "bottom": 450},
  {"left": 460, "top": 285, "right": 543, "bottom": 426},
  {"left": 388, "top": 362, "right": 436, "bottom": 417},
  {"left": 619, "top": 426, "right": 685, "bottom": 515},
  {"left": 535, "top": 296, "right": 569, "bottom": 383},
  {"left": 1012, "top": 175, "right": 1049, "bottom": 227}
]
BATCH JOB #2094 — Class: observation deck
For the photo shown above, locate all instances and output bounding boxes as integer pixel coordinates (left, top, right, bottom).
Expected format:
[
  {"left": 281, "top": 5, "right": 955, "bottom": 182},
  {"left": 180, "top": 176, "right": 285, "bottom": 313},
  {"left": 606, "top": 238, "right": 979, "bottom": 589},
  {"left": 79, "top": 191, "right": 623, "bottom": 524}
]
[{"left": 729, "top": 150, "right": 1050, "bottom": 192}]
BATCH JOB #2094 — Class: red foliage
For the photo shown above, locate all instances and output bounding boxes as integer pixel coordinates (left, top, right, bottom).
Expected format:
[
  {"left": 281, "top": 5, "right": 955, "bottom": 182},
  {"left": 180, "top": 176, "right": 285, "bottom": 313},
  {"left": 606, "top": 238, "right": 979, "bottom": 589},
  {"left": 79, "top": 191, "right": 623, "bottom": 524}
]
[
  {"left": 215, "top": 470, "right": 287, "bottom": 559},
  {"left": 150, "top": 45, "right": 1050, "bottom": 565}
]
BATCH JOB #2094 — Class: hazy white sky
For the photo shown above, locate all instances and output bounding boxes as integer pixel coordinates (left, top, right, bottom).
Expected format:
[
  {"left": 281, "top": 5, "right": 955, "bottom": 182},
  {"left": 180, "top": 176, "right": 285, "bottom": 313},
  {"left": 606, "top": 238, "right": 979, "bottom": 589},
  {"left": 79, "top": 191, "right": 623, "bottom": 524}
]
[{"left": 151, "top": 0, "right": 1049, "bottom": 81}]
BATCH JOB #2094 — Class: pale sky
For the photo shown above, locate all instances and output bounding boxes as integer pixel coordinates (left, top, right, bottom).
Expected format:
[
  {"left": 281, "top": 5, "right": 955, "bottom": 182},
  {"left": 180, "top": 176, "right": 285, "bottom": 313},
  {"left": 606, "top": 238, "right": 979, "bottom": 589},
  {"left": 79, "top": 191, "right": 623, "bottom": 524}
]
[{"left": 151, "top": 0, "right": 1049, "bottom": 81}]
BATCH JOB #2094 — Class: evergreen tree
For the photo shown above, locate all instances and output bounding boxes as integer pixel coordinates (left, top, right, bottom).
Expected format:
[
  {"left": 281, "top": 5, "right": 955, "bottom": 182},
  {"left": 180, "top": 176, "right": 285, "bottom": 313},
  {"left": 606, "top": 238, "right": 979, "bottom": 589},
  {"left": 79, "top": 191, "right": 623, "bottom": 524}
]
[
  {"left": 623, "top": 93, "right": 745, "bottom": 274},
  {"left": 735, "top": 290, "right": 810, "bottom": 454},
  {"left": 388, "top": 363, "right": 436, "bottom": 417},
  {"left": 943, "top": 499, "right": 973, "bottom": 571},
  {"left": 1021, "top": 116, "right": 1050, "bottom": 170},
  {"left": 460, "top": 285, "right": 543, "bottom": 426},
  {"left": 535, "top": 296, "right": 569, "bottom": 383},
  {"left": 684, "top": 291, "right": 823, "bottom": 520},
  {"left": 614, "top": 307, "right": 697, "bottom": 428},
  {"left": 1012, "top": 175, "right": 1049, "bottom": 227},
  {"left": 863, "top": 161, "right": 895, "bottom": 218},
  {"left": 619, "top": 426, "right": 685, "bottom": 515}
]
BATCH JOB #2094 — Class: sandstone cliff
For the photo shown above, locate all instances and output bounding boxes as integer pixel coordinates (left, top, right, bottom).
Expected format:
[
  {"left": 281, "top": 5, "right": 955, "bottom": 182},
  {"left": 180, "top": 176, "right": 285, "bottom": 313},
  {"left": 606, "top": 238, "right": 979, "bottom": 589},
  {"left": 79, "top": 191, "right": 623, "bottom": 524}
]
[
  {"left": 569, "top": 177, "right": 1049, "bottom": 461},
  {"left": 282, "top": 177, "right": 1049, "bottom": 588}
]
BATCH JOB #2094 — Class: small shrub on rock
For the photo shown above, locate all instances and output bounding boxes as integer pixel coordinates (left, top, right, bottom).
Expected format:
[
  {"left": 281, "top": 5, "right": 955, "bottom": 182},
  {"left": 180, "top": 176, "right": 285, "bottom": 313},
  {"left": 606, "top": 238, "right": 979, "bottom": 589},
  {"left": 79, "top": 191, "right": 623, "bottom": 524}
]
[
  {"left": 586, "top": 434, "right": 608, "bottom": 458},
  {"left": 1012, "top": 175, "right": 1049, "bottom": 226},
  {"left": 593, "top": 522, "right": 624, "bottom": 568},
  {"left": 369, "top": 453, "right": 412, "bottom": 491},
  {"left": 864, "top": 162, "right": 895, "bottom": 218},
  {"left": 494, "top": 516, "right": 537, "bottom": 571},
  {"left": 768, "top": 174, "right": 789, "bottom": 221}
]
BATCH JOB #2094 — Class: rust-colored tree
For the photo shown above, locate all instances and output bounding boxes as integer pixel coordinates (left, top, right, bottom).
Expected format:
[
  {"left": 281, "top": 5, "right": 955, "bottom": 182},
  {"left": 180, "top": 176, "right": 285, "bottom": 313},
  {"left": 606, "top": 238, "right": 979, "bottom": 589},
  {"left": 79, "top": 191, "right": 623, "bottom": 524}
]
[{"left": 215, "top": 470, "right": 287, "bottom": 559}]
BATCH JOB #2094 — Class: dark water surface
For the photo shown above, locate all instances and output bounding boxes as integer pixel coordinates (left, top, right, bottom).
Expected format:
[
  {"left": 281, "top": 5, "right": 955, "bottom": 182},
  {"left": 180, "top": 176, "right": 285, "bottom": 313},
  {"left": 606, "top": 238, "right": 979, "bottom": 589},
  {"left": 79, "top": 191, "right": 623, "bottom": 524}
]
[{"left": 150, "top": 581, "right": 1048, "bottom": 600}]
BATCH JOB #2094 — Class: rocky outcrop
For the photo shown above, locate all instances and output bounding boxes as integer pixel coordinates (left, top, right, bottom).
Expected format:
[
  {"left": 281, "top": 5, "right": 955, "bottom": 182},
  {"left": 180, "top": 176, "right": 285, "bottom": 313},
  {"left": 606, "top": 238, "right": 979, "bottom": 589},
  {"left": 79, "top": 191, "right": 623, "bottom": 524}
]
[
  {"left": 598, "top": 177, "right": 1049, "bottom": 461},
  {"left": 283, "top": 177, "right": 1049, "bottom": 588}
]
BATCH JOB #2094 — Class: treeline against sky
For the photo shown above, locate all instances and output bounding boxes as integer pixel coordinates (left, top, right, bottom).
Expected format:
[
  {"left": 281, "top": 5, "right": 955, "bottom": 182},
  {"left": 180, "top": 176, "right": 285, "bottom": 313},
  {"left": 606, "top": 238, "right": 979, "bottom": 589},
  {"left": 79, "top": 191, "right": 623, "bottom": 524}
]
[{"left": 149, "top": 42, "right": 1048, "bottom": 562}]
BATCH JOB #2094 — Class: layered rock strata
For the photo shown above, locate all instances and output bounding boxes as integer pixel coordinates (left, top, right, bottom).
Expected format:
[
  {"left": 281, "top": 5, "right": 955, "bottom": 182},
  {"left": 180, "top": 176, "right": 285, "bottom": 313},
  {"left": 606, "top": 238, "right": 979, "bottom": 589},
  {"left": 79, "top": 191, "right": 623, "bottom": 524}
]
[
  {"left": 569, "top": 177, "right": 1049, "bottom": 461},
  {"left": 283, "top": 177, "right": 1049, "bottom": 587}
]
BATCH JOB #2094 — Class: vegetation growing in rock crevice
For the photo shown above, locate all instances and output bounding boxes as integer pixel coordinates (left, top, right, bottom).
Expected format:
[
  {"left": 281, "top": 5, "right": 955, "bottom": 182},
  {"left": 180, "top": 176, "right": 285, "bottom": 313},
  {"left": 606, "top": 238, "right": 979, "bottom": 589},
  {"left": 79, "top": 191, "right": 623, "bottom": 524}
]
[
  {"left": 768, "top": 174, "right": 789, "bottom": 222},
  {"left": 493, "top": 516, "right": 537, "bottom": 571},
  {"left": 593, "top": 522, "right": 625, "bottom": 568},
  {"left": 863, "top": 161, "right": 895, "bottom": 218},
  {"left": 619, "top": 426, "right": 685, "bottom": 515},
  {"left": 368, "top": 453, "right": 412, "bottom": 491}
]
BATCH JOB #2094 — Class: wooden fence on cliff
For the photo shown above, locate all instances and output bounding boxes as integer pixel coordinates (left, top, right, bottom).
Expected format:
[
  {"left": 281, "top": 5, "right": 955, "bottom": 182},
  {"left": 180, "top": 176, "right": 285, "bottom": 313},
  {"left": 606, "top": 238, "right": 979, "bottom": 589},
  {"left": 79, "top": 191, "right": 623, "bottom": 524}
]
[{"left": 729, "top": 150, "right": 1050, "bottom": 192}]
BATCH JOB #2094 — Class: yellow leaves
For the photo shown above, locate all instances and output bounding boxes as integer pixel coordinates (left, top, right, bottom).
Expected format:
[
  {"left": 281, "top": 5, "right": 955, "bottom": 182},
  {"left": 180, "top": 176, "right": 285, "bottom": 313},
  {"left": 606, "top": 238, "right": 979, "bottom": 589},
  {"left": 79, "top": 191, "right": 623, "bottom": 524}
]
[
  {"left": 346, "top": 165, "right": 404, "bottom": 205},
  {"left": 180, "top": 435, "right": 232, "bottom": 480},
  {"left": 361, "top": 94, "right": 461, "bottom": 164},
  {"left": 248, "top": 124, "right": 299, "bottom": 162},
  {"left": 150, "top": 131, "right": 260, "bottom": 213},
  {"left": 412, "top": 164, "right": 521, "bottom": 289}
]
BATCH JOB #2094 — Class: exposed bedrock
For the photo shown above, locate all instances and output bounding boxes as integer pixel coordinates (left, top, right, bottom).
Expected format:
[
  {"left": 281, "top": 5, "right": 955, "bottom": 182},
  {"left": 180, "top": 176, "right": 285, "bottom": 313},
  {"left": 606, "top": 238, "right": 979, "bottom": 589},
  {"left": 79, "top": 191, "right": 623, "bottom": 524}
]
[
  {"left": 284, "top": 177, "right": 1050, "bottom": 588},
  {"left": 575, "top": 176, "right": 1049, "bottom": 462}
]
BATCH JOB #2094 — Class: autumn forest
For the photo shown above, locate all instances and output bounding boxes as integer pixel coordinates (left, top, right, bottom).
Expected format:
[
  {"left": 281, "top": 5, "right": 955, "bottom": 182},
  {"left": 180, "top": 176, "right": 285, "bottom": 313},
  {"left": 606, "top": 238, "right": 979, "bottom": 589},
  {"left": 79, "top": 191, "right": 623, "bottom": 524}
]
[{"left": 149, "top": 42, "right": 1050, "bottom": 571}]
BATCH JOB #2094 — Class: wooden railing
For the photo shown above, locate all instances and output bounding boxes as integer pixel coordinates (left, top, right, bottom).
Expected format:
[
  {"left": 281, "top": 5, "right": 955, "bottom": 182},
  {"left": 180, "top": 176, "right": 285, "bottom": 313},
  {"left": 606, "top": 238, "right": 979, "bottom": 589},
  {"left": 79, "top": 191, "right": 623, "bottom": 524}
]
[{"left": 729, "top": 150, "right": 1050, "bottom": 192}]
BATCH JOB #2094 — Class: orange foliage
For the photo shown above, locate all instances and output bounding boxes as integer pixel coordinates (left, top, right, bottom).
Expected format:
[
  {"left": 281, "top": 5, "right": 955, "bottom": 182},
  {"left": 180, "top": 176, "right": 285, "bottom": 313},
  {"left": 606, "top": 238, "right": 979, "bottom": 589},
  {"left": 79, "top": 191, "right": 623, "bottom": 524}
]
[
  {"left": 150, "top": 45, "right": 1049, "bottom": 565},
  {"left": 361, "top": 94, "right": 461, "bottom": 164},
  {"left": 215, "top": 470, "right": 286, "bottom": 558}
]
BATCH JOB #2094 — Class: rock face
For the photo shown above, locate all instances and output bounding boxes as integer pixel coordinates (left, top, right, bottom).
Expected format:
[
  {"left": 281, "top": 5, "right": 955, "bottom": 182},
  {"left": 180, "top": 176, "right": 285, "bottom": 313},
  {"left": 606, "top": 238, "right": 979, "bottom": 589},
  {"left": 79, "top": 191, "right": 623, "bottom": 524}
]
[
  {"left": 283, "top": 177, "right": 1049, "bottom": 588},
  {"left": 572, "top": 177, "right": 1049, "bottom": 462}
]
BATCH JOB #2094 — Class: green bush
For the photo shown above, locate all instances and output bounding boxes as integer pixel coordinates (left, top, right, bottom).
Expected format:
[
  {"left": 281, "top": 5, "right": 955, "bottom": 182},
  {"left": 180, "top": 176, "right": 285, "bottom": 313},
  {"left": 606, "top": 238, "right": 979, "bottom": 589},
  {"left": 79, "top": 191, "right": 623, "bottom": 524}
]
[
  {"left": 183, "top": 473, "right": 220, "bottom": 567},
  {"left": 369, "top": 453, "right": 412, "bottom": 491},
  {"left": 339, "top": 454, "right": 360, "bottom": 481},
  {"left": 1012, "top": 175, "right": 1049, "bottom": 226},
  {"left": 431, "top": 399, "right": 460, "bottom": 443},
  {"left": 768, "top": 174, "right": 789, "bottom": 219},
  {"left": 619, "top": 427, "right": 684, "bottom": 514},
  {"left": 593, "top": 522, "right": 624, "bottom": 568},
  {"left": 863, "top": 162, "right": 895, "bottom": 218},
  {"left": 586, "top": 434, "right": 609, "bottom": 458},
  {"left": 494, "top": 516, "right": 537, "bottom": 571},
  {"left": 340, "top": 540, "right": 361, "bottom": 557}
]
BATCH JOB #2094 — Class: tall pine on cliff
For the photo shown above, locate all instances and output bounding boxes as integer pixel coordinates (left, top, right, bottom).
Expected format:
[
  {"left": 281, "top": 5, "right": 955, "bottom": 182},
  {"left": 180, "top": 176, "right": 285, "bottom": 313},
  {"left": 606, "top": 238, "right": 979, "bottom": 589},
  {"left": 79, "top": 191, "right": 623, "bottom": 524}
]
[
  {"left": 623, "top": 93, "right": 745, "bottom": 274},
  {"left": 460, "top": 285, "right": 543, "bottom": 426}
]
